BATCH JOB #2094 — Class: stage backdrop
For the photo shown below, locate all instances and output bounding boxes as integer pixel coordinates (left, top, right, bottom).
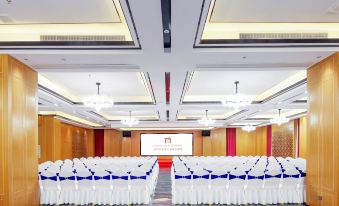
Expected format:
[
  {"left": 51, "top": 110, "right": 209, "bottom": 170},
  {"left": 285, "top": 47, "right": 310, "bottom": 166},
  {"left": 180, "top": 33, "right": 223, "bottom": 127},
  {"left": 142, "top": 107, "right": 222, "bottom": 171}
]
[{"left": 140, "top": 133, "right": 193, "bottom": 156}]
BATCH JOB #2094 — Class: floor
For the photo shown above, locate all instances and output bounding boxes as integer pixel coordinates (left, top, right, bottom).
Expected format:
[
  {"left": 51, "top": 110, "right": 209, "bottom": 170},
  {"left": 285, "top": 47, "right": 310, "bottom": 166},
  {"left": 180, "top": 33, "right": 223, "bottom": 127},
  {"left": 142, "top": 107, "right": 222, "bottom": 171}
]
[{"left": 50, "top": 168, "right": 307, "bottom": 205}]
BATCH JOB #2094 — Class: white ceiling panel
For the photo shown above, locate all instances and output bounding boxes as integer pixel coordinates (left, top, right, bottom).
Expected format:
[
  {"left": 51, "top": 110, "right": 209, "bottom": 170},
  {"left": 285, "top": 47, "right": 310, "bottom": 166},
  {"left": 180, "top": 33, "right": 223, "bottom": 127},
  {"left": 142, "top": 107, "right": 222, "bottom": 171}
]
[
  {"left": 0, "top": 0, "right": 120, "bottom": 24},
  {"left": 183, "top": 70, "right": 304, "bottom": 102},
  {"left": 251, "top": 109, "right": 307, "bottom": 119},
  {"left": 177, "top": 109, "right": 238, "bottom": 120},
  {"left": 97, "top": 110, "right": 158, "bottom": 121},
  {"left": 211, "top": 0, "right": 339, "bottom": 23},
  {"left": 38, "top": 72, "right": 154, "bottom": 103}
]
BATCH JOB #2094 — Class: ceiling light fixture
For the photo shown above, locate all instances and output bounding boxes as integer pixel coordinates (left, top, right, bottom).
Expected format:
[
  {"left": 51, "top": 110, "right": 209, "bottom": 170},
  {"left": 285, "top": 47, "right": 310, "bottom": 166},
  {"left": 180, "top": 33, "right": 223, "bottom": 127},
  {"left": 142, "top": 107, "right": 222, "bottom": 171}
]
[
  {"left": 198, "top": 110, "right": 216, "bottom": 126},
  {"left": 222, "top": 81, "right": 252, "bottom": 110},
  {"left": 83, "top": 82, "right": 113, "bottom": 111},
  {"left": 121, "top": 111, "right": 139, "bottom": 127},
  {"left": 270, "top": 109, "right": 289, "bottom": 125},
  {"left": 242, "top": 124, "right": 256, "bottom": 132}
]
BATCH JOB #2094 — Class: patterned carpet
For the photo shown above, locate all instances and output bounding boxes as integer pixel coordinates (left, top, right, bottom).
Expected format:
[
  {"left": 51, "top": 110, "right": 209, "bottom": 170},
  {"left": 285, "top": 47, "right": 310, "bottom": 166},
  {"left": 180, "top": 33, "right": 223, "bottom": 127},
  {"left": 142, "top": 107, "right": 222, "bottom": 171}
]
[{"left": 44, "top": 168, "right": 307, "bottom": 205}]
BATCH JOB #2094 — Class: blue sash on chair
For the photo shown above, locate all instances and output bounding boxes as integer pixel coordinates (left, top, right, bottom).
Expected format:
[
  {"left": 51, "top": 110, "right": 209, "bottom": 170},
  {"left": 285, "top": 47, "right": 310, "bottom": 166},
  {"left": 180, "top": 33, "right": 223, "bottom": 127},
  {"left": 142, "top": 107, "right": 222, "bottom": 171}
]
[
  {"left": 130, "top": 175, "right": 147, "bottom": 180},
  {"left": 111, "top": 175, "right": 129, "bottom": 180},
  {"left": 40, "top": 175, "right": 58, "bottom": 181},
  {"left": 192, "top": 174, "right": 210, "bottom": 179},
  {"left": 210, "top": 174, "right": 228, "bottom": 179},
  {"left": 59, "top": 176, "right": 76, "bottom": 181},
  {"left": 265, "top": 174, "right": 282, "bottom": 179},
  {"left": 93, "top": 175, "right": 111, "bottom": 180},
  {"left": 76, "top": 175, "right": 93, "bottom": 181},
  {"left": 283, "top": 174, "right": 300, "bottom": 178},
  {"left": 247, "top": 175, "right": 265, "bottom": 180},
  {"left": 229, "top": 174, "right": 247, "bottom": 180},
  {"left": 174, "top": 175, "right": 191, "bottom": 179}
]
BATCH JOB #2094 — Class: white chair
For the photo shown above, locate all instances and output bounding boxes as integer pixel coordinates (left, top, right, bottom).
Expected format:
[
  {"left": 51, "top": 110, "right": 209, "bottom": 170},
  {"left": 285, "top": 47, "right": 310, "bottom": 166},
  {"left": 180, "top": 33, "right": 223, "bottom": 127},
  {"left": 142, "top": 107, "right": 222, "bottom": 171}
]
[
  {"left": 111, "top": 170, "right": 130, "bottom": 205},
  {"left": 191, "top": 169, "right": 210, "bottom": 204},
  {"left": 281, "top": 169, "right": 303, "bottom": 204},
  {"left": 172, "top": 169, "right": 193, "bottom": 204},
  {"left": 245, "top": 169, "right": 265, "bottom": 204},
  {"left": 228, "top": 169, "right": 247, "bottom": 205},
  {"left": 74, "top": 169, "right": 94, "bottom": 205},
  {"left": 209, "top": 169, "right": 229, "bottom": 204},
  {"left": 93, "top": 170, "right": 113, "bottom": 205},
  {"left": 59, "top": 170, "right": 76, "bottom": 204},
  {"left": 40, "top": 170, "right": 60, "bottom": 205},
  {"left": 264, "top": 169, "right": 282, "bottom": 204},
  {"left": 129, "top": 170, "right": 150, "bottom": 204}
]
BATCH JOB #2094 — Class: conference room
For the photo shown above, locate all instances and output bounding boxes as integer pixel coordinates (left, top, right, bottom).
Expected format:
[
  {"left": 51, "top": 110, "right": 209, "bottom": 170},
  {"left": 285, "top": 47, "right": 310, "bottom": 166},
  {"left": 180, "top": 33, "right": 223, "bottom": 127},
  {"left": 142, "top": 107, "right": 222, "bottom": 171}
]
[{"left": 0, "top": 0, "right": 338, "bottom": 205}]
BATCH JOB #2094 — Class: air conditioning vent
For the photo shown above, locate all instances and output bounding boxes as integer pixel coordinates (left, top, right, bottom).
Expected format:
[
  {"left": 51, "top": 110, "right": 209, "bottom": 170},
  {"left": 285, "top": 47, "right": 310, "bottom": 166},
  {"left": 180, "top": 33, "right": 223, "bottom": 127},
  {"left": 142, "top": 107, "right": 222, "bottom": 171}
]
[
  {"left": 239, "top": 33, "right": 328, "bottom": 39},
  {"left": 40, "top": 35, "right": 125, "bottom": 41}
]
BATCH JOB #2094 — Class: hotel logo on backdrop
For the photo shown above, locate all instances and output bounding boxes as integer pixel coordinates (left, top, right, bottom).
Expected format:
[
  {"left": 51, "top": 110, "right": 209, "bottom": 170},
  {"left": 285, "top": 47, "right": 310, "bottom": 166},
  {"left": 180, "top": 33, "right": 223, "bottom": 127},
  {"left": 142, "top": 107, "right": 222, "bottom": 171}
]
[
  {"left": 164, "top": 137, "right": 171, "bottom": 144},
  {"left": 153, "top": 136, "right": 183, "bottom": 152}
]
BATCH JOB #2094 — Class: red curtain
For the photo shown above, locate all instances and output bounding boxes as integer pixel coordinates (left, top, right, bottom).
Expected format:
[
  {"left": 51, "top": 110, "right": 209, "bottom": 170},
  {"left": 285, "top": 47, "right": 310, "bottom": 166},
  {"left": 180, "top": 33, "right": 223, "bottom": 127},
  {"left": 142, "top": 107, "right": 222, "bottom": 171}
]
[
  {"left": 226, "top": 128, "right": 236, "bottom": 156},
  {"left": 266, "top": 125, "right": 272, "bottom": 156},
  {"left": 297, "top": 119, "right": 300, "bottom": 157},
  {"left": 94, "top": 129, "right": 104, "bottom": 157}
]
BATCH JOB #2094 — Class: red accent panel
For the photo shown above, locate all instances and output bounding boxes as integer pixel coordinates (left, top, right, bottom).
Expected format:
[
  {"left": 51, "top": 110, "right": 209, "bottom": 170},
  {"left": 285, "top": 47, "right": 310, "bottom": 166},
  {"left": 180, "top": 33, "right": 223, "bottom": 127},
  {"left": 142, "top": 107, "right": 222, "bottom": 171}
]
[
  {"left": 297, "top": 119, "right": 300, "bottom": 157},
  {"left": 226, "top": 128, "right": 236, "bottom": 156},
  {"left": 158, "top": 158, "right": 172, "bottom": 168},
  {"left": 94, "top": 129, "right": 104, "bottom": 157},
  {"left": 267, "top": 125, "right": 272, "bottom": 156},
  {"left": 165, "top": 73, "right": 170, "bottom": 104}
]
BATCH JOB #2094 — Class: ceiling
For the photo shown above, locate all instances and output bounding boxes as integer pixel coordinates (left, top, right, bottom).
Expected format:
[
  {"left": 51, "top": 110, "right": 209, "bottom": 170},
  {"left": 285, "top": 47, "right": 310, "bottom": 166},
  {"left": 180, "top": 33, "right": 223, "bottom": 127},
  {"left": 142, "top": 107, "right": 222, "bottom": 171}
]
[
  {"left": 2, "top": 0, "right": 338, "bottom": 130},
  {"left": 210, "top": 0, "right": 339, "bottom": 23}
]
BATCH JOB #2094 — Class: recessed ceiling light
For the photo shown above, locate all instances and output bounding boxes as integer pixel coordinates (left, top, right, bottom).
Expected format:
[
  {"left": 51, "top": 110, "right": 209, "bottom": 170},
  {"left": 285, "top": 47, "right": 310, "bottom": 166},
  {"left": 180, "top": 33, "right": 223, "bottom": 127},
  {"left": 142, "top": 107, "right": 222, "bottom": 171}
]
[
  {"left": 316, "top": 56, "right": 322, "bottom": 59},
  {"left": 277, "top": 101, "right": 282, "bottom": 105},
  {"left": 54, "top": 103, "right": 58, "bottom": 106},
  {"left": 242, "top": 56, "right": 247, "bottom": 59},
  {"left": 163, "top": 29, "right": 170, "bottom": 34},
  {"left": 61, "top": 58, "right": 67, "bottom": 61},
  {"left": 24, "top": 58, "right": 28, "bottom": 61}
]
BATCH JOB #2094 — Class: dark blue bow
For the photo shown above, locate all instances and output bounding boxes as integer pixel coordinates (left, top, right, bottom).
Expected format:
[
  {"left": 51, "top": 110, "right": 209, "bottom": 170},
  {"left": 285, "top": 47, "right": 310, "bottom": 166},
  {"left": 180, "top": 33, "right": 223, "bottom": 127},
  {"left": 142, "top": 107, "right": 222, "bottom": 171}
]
[
  {"left": 229, "top": 174, "right": 246, "bottom": 180},
  {"left": 77, "top": 175, "right": 93, "bottom": 181},
  {"left": 112, "top": 175, "right": 129, "bottom": 180},
  {"left": 93, "top": 175, "right": 111, "bottom": 180},
  {"left": 300, "top": 172, "right": 306, "bottom": 177},
  {"left": 210, "top": 174, "right": 228, "bottom": 179},
  {"left": 59, "top": 176, "right": 76, "bottom": 181},
  {"left": 283, "top": 174, "right": 300, "bottom": 178},
  {"left": 204, "top": 169, "right": 212, "bottom": 173},
  {"left": 247, "top": 175, "right": 265, "bottom": 180},
  {"left": 175, "top": 175, "right": 191, "bottom": 179},
  {"left": 130, "top": 175, "right": 147, "bottom": 180},
  {"left": 192, "top": 174, "right": 210, "bottom": 179},
  {"left": 265, "top": 174, "right": 282, "bottom": 178},
  {"left": 40, "top": 175, "right": 58, "bottom": 181}
]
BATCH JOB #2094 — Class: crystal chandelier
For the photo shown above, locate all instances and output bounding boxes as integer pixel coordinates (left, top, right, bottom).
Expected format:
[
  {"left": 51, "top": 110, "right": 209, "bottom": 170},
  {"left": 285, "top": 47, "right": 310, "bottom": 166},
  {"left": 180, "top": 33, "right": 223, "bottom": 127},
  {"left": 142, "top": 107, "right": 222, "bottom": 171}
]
[
  {"left": 270, "top": 109, "right": 289, "bottom": 125},
  {"left": 198, "top": 110, "right": 216, "bottom": 126},
  {"left": 222, "top": 81, "right": 252, "bottom": 110},
  {"left": 121, "top": 111, "right": 139, "bottom": 127},
  {"left": 83, "top": 82, "right": 113, "bottom": 111},
  {"left": 242, "top": 124, "right": 256, "bottom": 132}
]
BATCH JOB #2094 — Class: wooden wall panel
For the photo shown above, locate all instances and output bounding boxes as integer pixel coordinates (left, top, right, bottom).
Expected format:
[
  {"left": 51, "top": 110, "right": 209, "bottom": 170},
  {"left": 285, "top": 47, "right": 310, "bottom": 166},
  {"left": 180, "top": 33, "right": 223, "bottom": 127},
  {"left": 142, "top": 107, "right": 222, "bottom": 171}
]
[
  {"left": 236, "top": 126, "right": 267, "bottom": 156},
  {"left": 299, "top": 117, "right": 307, "bottom": 159},
  {"left": 236, "top": 128, "right": 257, "bottom": 156},
  {"left": 38, "top": 118, "right": 95, "bottom": 161},
  {"left": 306, "top": 53, "right": 339, "bottom": 206},
  {"left": 272, "top": 121, "right": 295, "bottom": 157},
  {"left": 0, "top": 55, "right": 39, "bottom": 205},
  {"left": 210, "top": 128, "right": 226, "bottom": 156},
  {"left": 38, "top": 116, "right": 61, "bottom": 163}
]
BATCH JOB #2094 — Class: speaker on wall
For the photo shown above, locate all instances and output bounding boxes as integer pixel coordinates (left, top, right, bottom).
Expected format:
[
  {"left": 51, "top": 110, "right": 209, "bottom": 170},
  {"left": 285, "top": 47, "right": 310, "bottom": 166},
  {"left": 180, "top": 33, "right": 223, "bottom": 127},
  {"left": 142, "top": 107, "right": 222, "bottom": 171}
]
[
  {"left": 122, "top": 131, "right": 132, "bottom": 138},
  {"left": 201, "top": 130, "right": 211, "bottom": 137}
]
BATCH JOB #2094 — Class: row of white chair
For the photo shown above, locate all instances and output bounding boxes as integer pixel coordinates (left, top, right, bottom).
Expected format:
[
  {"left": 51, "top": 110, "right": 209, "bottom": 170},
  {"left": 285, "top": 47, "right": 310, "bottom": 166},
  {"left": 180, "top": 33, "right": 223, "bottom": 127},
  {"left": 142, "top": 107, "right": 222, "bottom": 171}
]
[
  {"left": 39, "top": 156, "right": 159, "bottom": 205},
  {"left": 171, "top": 156, "right": 306, "bottom": 205}
]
